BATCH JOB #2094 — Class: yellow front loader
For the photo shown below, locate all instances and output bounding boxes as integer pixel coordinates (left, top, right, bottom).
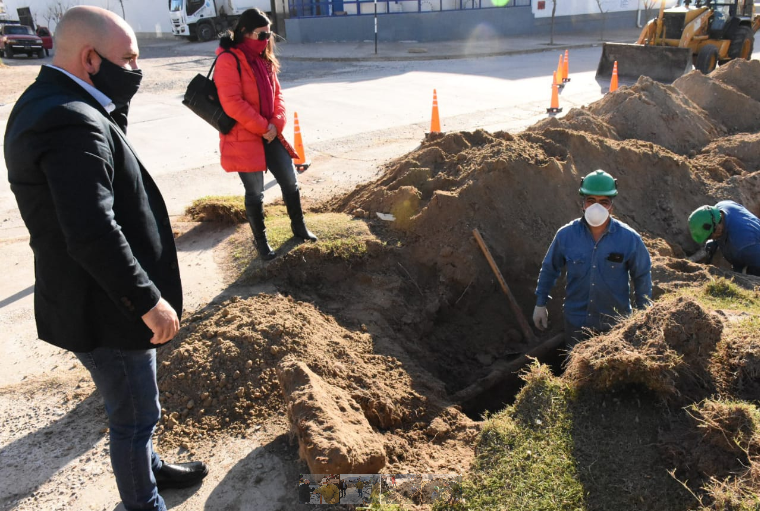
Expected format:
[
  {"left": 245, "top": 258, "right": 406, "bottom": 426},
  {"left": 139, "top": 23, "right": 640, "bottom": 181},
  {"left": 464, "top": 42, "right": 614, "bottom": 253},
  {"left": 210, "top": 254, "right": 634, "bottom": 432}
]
[{"left": 597, "top": 0, "right": 760, "bottom": 82}]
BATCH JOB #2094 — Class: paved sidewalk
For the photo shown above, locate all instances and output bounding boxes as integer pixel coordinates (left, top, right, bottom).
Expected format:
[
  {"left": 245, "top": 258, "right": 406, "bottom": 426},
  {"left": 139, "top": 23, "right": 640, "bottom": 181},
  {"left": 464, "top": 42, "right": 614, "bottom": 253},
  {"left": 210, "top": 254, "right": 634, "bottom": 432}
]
[
  {"left": 274, "top": 27, "right": 643, "bottom": 61},
  {"left": 139, "top": 26, "right": 643, "bottom": 62}
]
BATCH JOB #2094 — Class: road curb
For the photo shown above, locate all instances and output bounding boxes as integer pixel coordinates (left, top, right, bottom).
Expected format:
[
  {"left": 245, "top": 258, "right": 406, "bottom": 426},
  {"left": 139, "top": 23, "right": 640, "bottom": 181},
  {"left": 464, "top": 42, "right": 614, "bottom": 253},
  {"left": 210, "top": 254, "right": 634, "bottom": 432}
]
[{"left": 279, "top": 41, "right": 612, "bottom": 62}]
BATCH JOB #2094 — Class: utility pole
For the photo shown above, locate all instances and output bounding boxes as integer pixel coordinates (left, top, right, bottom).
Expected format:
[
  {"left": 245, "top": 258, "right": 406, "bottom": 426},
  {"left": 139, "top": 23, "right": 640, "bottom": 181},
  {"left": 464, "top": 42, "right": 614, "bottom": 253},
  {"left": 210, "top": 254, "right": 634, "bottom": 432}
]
[{"left": 374, "top": 0, "right": 377, "bottom": 54}]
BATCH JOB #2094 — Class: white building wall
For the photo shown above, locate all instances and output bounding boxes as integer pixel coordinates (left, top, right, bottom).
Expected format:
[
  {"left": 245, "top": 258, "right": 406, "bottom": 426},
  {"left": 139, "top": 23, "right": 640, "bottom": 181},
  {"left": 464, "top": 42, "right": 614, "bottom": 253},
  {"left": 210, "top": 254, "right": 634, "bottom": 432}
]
[
  {"left": 3, "top": 0, "right": 172, "bottom": 36},
  {"left": 532, "top": 0, "right": 678, "bottom": 18}
]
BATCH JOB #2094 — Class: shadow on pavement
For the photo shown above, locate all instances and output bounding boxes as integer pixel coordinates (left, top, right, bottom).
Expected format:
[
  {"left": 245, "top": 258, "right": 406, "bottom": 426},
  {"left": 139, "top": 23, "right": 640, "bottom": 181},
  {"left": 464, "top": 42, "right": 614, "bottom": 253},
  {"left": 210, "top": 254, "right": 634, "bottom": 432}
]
[
  {"left": 201, "top": 433, "right": 303, "bottom": 511},
  {"left": 0, "top": 391, "right": 105, "bottom": 509}
]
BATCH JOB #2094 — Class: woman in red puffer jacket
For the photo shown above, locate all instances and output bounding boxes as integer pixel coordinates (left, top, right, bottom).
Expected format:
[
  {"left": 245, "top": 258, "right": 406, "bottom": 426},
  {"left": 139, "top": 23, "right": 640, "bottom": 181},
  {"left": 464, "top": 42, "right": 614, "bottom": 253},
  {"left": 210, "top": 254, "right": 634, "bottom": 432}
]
[{"left": 214, "top": 8, "right": 316, "bottom": 260}]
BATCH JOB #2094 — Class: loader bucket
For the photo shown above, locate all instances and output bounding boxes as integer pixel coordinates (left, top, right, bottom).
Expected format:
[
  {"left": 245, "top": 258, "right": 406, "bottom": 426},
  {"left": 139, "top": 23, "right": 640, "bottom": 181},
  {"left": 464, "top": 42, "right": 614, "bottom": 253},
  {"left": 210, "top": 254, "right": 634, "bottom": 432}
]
[{"left": 596, "top": 43, "right": 692, "bottom": 83}]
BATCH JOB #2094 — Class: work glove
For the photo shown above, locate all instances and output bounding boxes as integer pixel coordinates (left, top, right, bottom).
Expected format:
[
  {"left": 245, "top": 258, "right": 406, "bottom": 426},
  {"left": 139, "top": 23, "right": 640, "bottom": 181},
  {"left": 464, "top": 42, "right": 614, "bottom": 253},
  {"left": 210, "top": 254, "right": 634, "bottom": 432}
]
[
  {"left": 705, "top": 240, "right": 718, "bottom": 264},
  {"left": 533, "top": 305, "right": 548, "bottom": 331}
]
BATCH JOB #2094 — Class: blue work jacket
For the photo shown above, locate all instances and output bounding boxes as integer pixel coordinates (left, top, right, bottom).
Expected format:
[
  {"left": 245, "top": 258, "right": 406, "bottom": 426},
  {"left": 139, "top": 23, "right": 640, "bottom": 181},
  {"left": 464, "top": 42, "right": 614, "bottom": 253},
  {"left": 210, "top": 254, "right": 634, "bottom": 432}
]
[
  {"left": 715, "top": 200, "right": 760, "bottom": 273},
  {"left": 535, "top": 217, "right": 652, "bottom": 330}
]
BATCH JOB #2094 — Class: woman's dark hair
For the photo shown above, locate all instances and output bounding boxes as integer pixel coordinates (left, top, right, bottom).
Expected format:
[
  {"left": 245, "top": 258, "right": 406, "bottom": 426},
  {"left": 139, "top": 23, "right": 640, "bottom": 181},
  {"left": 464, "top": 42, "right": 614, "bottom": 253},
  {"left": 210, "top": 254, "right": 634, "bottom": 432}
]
[{"left": 219, "top": 8, "right": 279, "bottom": 73}]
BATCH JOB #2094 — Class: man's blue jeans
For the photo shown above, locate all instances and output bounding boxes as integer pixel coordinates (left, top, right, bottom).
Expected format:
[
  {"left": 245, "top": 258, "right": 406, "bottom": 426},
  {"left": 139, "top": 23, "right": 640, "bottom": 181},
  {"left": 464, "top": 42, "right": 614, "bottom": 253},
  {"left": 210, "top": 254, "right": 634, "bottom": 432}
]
[{"left": 75, "top": 347, "right": 166, "bottom": 511}]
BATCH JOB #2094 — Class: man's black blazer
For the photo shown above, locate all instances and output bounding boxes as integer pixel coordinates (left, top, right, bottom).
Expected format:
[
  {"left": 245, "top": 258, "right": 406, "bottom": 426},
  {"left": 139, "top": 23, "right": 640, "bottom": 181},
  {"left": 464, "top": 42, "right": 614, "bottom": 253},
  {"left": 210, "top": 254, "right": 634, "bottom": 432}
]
[{"left": 5, "top": 66, "right": 182, "bottom": 352}]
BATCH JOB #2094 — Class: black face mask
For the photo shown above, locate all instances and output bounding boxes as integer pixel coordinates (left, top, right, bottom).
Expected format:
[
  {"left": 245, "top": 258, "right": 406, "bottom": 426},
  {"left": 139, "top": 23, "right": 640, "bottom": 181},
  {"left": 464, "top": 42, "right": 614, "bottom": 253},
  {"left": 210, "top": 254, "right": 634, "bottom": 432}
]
[{"left": 89, "top": 52, "right": 142, "bottom": 108}]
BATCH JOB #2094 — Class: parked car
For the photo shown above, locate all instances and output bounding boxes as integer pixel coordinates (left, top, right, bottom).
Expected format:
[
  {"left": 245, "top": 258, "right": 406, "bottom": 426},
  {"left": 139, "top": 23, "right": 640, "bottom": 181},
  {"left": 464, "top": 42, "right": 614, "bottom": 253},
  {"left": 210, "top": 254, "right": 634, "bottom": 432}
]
[
  {"left": 36, "top": 26, "right": 52, "bottom": 56},
  {"left": 0, "top": 24, "right": 44, "bottom": 59}
]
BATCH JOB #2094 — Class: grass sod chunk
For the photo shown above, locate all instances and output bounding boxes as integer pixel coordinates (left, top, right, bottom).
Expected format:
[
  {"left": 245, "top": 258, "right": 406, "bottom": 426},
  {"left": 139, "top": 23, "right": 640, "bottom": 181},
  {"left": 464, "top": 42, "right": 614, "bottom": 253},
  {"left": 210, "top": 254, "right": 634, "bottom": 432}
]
[
  {"left": 225, "top": 209, "right": 380, "bottom": 278},
  {"left": 712, "top": 316, "right": 760, "bottom": 400},
  {"left": 186, "top": 195, "right": 246, "bottom": 223},
  {"left": 186, "top": 198, "right": 375, "bottom": 263},
  {"left": 564, "top": 296, "right": 722, "bottom": 401}
]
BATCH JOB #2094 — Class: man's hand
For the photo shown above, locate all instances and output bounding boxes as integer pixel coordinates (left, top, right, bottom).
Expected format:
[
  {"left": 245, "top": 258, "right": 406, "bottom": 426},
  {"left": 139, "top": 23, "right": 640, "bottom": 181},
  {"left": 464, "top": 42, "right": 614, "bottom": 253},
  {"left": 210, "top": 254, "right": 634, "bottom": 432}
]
[
  {"left": 263, "top": 123, "right": 277, "bottom": 142},
  {"left": 142, "top": 297, "right": 179, "bottom": 345},
  {"left": 533, "top": 305, "right": 548, "bottom": 331}
]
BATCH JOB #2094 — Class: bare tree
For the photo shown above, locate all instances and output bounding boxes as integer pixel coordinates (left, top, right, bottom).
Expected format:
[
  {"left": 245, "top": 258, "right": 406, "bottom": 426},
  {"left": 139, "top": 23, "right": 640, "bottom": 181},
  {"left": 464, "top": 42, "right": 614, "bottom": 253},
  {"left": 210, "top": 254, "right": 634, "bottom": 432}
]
[
  {"left": 595, "top": 0, "right": 608, "bottom": 41},
  {"left": 104, "top": 0, "right": 127, "bottom": 19},
  {"left": 550, "top": 0, "right": 557, "bottom": 45},
  {"left": 42, "top": 1, "right": 73, "bottom": 29}
]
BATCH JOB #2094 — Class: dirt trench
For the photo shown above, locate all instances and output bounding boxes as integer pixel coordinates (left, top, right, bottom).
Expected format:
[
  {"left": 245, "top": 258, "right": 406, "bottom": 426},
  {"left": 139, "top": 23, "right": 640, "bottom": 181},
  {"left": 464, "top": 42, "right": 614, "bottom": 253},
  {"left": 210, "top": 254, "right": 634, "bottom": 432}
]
[{"left": 158, "top": 61, "right": 760, "bottom": 480}]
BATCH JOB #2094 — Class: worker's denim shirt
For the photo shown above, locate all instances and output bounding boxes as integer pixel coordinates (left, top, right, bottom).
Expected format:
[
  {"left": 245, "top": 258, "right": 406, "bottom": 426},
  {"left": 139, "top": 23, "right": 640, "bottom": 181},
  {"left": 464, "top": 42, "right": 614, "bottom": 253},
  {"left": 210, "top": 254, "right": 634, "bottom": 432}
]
[
  {"left": 535, "top": 217, "right": 652, "bottom": 330},
  {"left": 715, "top": 200, "right": 760, "bottom": 272}
]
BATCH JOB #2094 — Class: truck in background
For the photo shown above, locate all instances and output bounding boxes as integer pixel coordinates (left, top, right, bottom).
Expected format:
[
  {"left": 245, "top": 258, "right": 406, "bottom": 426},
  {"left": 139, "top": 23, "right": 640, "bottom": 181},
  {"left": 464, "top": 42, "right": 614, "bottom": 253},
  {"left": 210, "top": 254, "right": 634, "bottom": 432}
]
[{"left": 169, "top": 0, "right": 271, "bottom": 41}]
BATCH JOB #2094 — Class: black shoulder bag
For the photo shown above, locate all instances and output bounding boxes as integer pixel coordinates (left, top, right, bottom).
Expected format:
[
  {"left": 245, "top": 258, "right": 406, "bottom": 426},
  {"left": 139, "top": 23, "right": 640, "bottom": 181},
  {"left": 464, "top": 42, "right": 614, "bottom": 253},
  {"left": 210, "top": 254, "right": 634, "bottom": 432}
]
[{"left": 182, "top": 50, "right": 240, "bottom": 134}]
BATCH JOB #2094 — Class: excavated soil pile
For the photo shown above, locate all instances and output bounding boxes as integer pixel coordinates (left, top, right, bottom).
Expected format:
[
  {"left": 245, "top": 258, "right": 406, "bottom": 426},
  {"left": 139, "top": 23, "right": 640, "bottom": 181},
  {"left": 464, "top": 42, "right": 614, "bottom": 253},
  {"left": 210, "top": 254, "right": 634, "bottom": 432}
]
[
  {"left": 156, "top": 56, "right": 760, "bottom": 487},
  {"left": 563, "top": 297, "right": 723, "bottom": 401},
  {"left": 586, "top": 75, "right": 721, "bottom": 155},
  {"left": 155, "top": 294, "right": 478, "bottom": 473},
  {"left": 297, "top": 61, "right": 760, "bottom": 409},
  {"left": 648, "top": 253, "right": 760, "bottom": 298},
  {"left": 527, "top": 107, "right": 621, "bottom": 140},
  {"left": 698, "top": 132, "right": 760, "bottom": 175},
  {"left": 674, "top": 70, "right": 760, "bottom": 135},
  {"left": 579, "top": 70, "right": 760, "bottom": 155},
  {"left": 711, "top": 58, "right": 760, "bottom": 103}
]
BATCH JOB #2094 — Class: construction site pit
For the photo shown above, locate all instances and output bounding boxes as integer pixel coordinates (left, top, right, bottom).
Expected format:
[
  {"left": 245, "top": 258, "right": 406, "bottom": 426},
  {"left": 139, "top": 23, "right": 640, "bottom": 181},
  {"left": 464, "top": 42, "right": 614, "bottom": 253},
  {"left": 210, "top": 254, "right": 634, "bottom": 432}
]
[{"left": 156, "top": 59, "right": 760, "bottom": 497}]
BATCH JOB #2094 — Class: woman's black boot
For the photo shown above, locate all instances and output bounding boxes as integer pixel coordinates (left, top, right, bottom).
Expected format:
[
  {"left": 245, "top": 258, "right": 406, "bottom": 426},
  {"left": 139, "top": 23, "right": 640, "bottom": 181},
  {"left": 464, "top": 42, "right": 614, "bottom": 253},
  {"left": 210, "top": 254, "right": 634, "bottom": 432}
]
[
  {"left": 245, "top": 201, "right": 277, "bottom": 260},
  {"left": 283, "top": 190, "right": 318, "bottom": 242}
]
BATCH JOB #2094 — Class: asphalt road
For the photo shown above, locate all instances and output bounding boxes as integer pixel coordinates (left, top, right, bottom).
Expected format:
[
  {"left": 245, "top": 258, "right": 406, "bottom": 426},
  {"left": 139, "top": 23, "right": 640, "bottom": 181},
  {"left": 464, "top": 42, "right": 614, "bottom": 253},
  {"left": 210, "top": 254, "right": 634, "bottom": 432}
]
[
  {"left": 1, "top": 43, "right": 759, "bottom": 511},
  {"left": 112, "top": 44, "right": 619, "bottom": 217},
  {"left": 6, "top": 43, "right": 747, "bottom": 232}
]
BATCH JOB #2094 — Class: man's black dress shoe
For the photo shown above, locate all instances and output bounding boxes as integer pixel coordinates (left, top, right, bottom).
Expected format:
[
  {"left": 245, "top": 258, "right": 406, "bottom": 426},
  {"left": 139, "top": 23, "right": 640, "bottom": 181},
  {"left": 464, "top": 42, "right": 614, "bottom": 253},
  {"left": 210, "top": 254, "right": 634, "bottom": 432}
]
[{"left": 154, "top": 461, "right": 209, "bottom": 490}]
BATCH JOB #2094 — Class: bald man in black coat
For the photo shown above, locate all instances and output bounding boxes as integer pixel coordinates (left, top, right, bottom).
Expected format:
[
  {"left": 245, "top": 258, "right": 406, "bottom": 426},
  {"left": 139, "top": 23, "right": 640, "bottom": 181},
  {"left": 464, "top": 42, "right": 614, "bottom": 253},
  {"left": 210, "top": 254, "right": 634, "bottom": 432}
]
[{"left": 5, "top": 6, "right": 206, "bottom": 511}]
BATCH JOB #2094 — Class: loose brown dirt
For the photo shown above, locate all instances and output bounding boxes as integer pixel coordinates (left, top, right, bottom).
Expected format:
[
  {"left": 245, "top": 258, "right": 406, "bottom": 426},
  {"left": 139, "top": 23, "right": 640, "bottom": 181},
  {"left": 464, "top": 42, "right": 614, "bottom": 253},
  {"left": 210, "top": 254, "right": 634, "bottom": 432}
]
[
  {"left": 154, "top": 58, "right": 760, "bottom": 502},
  {"left": 156, "top": 293, "right": 478, "bottom": 474}
]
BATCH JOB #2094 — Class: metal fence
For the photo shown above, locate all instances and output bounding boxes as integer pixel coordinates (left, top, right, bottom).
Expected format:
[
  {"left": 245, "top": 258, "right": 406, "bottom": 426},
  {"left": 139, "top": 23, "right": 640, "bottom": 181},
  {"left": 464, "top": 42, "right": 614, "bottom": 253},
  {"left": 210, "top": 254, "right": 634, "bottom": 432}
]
[{"left": 288, "top": 0, "right": 530, "bottom": 18}]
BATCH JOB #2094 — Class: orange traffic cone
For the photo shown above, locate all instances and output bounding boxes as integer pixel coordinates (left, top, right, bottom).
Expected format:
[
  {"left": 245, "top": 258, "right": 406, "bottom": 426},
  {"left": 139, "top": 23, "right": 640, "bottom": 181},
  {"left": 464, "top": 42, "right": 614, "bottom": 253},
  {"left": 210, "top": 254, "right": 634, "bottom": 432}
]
[
  {"left": 547, "top": 72, "right": 562, "bottom": 113},
  {"left": 430, "top": 89, "right": 441, "bottom": 133},
  {"left": 609, "top": 61, "right": 619, "bottom": 93},
  {"left": 293, "top": 112, "right": 310, "bottom": 172},
  {"left": 555, "top": 54, "right": 564, "bottom": 88},
  {"left": 563, "top": 50, "right": 570, "bottom": 83}
]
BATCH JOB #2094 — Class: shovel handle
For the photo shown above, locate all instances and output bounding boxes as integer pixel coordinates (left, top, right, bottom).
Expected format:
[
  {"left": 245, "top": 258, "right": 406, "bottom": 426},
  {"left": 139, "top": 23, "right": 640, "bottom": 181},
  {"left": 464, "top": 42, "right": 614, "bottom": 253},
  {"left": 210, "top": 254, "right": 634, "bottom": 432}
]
[{"left": 473, "top": 229, "right": 537, "bottom": 344}]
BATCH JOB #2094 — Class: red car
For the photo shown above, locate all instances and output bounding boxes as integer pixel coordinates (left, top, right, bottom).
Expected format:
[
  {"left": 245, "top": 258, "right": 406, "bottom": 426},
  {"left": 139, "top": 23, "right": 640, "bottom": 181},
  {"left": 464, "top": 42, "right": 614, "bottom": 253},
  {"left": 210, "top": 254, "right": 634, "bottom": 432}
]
[
  {"left": 36, "top": 26, "right": 53, "bottom": 56},
  {"left": 0, "top": 24, "right": 44, "bottom": 59}
]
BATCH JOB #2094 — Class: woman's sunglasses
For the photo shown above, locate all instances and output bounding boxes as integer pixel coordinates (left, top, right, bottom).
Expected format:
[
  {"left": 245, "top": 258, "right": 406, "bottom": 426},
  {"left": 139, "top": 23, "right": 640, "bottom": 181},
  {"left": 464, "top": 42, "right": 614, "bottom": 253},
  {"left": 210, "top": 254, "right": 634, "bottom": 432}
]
[{"left": 253, "top": 31, "right": 272, "bottom": 41}]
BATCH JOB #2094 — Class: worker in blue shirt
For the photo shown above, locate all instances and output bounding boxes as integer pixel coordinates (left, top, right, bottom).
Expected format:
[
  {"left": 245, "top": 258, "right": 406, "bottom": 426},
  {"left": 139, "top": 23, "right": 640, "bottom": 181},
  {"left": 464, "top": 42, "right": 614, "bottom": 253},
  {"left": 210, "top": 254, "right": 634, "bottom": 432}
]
[
  {"left": 688, "top": 200, "right": 760, "bottom": 275},
  {"left": 533, "top": 170, "right": 653, "bottom": 347}
]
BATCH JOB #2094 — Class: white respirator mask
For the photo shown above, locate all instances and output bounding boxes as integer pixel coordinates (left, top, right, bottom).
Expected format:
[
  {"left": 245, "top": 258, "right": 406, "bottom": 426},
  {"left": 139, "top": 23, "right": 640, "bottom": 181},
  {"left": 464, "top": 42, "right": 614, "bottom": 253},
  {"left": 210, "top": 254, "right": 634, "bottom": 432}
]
[{"left": 584, "top": 203, "right": 609, "bottom": 227}]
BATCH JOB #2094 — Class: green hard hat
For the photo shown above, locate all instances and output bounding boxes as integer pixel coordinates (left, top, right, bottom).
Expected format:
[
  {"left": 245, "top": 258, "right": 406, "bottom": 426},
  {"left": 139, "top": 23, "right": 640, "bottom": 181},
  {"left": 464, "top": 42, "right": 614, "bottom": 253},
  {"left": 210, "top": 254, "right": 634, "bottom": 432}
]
[
  {"left": 688, "top": 205, "right": 721, "bottom": 244},
  {"left": 579, "top": 169, "right": 618, "bottom": 197}
]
